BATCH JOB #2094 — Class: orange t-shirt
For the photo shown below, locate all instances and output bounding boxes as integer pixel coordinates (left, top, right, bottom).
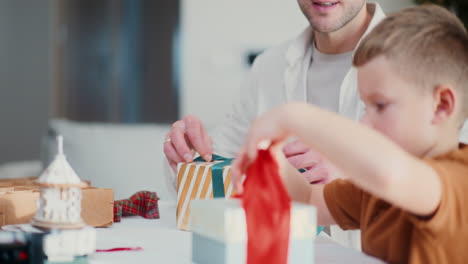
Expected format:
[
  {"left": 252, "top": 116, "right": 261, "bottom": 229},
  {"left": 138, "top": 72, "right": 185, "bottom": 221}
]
[{"left": 324, "top": 144, "right": 468, "bottom": 264}]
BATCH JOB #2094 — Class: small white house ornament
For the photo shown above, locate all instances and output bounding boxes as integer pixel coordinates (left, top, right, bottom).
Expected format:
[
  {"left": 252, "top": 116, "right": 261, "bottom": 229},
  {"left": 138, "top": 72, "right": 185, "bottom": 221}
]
[{"left": 32, "top": 136, "right": 88, "bottom": 229}]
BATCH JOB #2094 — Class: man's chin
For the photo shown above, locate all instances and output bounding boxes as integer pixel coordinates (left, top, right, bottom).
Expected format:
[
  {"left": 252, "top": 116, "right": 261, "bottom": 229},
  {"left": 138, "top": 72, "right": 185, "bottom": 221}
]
[{"left": 311, "top": 22, "right": 343, "bottom": 33}]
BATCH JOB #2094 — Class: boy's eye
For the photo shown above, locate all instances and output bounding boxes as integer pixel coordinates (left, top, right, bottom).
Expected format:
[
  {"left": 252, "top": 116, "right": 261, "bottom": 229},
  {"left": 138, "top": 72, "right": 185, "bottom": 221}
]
[{"left": 375, "top": 103, "right": 387, "bottom": 112}]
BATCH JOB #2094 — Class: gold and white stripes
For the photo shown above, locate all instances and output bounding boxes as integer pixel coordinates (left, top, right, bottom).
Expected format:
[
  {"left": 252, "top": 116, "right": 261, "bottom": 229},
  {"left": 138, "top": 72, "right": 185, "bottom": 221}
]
[{"left": 176, "top": 162, "right": 233, "bottom": 230}]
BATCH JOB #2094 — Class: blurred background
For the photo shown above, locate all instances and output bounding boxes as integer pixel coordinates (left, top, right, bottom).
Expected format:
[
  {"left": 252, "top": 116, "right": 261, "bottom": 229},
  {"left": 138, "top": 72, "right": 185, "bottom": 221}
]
[{"left": 0, "top": 0, "right": 452, "bottom": 181}]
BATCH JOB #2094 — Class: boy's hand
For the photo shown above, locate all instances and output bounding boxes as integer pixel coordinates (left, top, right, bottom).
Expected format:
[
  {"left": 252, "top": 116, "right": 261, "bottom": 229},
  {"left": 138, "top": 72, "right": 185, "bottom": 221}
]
[
  {"left": 232, "top": 106, "right": 290, "bottom": 193},
  {"left": 283, "top": 140, "right": 335, "bottom": 184}
]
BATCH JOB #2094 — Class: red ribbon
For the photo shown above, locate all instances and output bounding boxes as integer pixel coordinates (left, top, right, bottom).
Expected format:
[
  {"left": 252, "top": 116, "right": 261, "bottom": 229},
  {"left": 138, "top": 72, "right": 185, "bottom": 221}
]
[
  {"left": 113, "top": 191, "right": 160, "bottom": 222},
  {"left": 96, "top": 247, "right": 143, "bottom": 253},
  {"left": 241, "top": 149, "right": 291, "bottom": 264}
]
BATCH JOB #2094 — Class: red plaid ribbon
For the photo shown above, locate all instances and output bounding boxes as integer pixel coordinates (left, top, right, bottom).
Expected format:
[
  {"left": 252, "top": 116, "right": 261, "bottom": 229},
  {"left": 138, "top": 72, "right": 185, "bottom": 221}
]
[{"left": 113, "top": 191, "right": 160, "bottom": 222}]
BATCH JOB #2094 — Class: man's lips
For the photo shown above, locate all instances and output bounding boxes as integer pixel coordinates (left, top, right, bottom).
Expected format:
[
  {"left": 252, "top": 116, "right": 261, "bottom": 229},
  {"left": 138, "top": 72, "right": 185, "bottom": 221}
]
[
  {"left": 313, "top": 1, "right": 339, "bottom": 6},
  {"left": 312, "top": 1, "right": 339, "bottom": 7}
]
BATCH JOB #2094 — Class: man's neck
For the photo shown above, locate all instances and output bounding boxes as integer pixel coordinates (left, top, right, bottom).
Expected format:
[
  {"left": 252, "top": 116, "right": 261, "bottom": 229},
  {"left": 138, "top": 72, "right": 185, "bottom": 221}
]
[{"left": 314, "top": 4, "right": 372, "bottom": 54}]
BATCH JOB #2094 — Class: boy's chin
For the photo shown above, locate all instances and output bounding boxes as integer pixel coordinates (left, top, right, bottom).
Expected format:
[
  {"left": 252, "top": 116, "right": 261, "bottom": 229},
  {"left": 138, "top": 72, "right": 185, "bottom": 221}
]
[
  {"left": 405, "top": 144, "right": 433, "bottom": 158},
  {"left": 397, "top": 142, "right": 425, "bottom": 157}
]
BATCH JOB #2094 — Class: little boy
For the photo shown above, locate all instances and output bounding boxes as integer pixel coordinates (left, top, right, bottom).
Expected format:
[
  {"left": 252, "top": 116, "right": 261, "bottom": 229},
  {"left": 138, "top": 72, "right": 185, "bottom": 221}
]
[{"left": 232, "top": 5, "right": 468, "bottom": 263}]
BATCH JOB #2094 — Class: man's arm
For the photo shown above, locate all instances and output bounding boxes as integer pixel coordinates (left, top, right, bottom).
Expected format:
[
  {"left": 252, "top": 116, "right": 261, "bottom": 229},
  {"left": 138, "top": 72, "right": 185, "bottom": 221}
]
[
  {"left": 210, "top": 58, "right": 261, "bottom": 158},
  {"left": 278, "top": 103, "right": 442, "bottom": 217}
]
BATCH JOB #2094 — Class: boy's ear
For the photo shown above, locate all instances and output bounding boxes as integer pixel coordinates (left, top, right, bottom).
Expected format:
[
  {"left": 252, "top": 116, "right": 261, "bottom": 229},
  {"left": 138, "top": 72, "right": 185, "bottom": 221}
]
[{"left": 432, "top": 85, "right": 456, "bottom": 125}]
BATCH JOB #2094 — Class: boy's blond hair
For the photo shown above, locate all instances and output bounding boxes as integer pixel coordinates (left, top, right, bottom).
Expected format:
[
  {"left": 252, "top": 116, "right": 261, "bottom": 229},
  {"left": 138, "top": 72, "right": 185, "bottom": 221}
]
[{"left": 353, "top": 5, "right": 468, "bottom": 118}]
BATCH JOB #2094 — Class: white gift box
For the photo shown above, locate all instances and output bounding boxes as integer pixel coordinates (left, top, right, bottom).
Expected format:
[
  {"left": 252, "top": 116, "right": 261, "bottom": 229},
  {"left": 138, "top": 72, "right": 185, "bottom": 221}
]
[{"left": 191, "top": 198, "right": 316, "bottom": 264}]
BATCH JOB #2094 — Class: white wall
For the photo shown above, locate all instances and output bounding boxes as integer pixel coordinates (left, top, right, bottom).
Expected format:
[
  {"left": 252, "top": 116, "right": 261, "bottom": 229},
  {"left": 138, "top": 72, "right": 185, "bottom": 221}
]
[
  {"left": 180, "top": 0, "right": 307, "bottom": 129},
  {"left": 180, "top": 0, "right": 414, "bottom": 129}
]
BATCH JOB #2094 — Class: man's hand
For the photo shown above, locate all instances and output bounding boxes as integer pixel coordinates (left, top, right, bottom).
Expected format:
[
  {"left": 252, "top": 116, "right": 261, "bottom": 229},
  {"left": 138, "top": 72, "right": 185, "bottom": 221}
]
[
  {"left": 163, "top": 115, "right": 213, "bottom": 171},
  {"left": 283, "top": 140, "right": 336, "bottom": 184}
]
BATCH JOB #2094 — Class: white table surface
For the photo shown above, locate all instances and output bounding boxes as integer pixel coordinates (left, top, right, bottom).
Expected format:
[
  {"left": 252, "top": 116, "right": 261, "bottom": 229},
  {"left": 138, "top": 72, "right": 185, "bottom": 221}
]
[{"left": 89, "top": 201, "right": 384, "bottom": 264}]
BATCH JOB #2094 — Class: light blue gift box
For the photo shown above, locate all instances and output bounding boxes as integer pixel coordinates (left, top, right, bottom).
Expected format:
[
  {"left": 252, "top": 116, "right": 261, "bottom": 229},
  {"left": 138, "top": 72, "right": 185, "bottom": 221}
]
[{"left": 191, "top": 198, "right": 316, "bottom": 264}]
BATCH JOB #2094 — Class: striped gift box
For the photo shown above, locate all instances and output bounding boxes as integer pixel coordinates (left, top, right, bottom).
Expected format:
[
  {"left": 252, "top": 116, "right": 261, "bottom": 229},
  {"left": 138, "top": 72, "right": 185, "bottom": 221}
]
[{"left": 176, "top": 158, "right": 234, "bottom": 230}]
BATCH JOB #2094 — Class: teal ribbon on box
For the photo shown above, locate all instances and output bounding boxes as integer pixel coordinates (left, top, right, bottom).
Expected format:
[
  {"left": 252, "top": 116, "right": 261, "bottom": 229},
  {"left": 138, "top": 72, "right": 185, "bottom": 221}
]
[
  {"left": 194, "top": 154, "right": 233, "bottom": 198},
  {"left": 316, "top": 226, "right": 324, "bottom": 235}
]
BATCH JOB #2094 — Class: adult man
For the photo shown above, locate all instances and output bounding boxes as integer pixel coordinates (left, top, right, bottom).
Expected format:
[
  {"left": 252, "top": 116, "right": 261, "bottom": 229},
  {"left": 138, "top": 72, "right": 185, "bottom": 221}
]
[
  {"left": 165, "top": 0, "right": 384, "bottom": 188},
  {"left": 164, "top": 0, "right": 385, "bottom": 249}
]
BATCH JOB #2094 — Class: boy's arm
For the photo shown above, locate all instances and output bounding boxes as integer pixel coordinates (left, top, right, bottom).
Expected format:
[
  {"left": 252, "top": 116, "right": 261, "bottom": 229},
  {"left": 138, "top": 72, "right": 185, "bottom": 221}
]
[
  {"left": 275, "top": 152, "right": 336, "bottom": 226},
  {"left": 280, "top": 103, "right": 442, "bottom": 217}
]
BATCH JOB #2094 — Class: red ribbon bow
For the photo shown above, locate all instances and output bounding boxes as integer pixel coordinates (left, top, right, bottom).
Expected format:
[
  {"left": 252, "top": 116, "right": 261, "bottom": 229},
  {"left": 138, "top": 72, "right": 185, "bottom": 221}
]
[
  {"left": 113, "top": 191, "right": 160, "bottom": 222},
  {"left": 241, "top": 149, "right": 292, "bottom": 264}
]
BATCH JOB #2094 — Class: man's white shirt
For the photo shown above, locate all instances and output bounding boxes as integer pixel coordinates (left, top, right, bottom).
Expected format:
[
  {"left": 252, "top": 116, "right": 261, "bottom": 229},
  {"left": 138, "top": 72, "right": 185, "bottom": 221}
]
[{"left": 211, "top": 3, "right": 386, "bottom": 158}]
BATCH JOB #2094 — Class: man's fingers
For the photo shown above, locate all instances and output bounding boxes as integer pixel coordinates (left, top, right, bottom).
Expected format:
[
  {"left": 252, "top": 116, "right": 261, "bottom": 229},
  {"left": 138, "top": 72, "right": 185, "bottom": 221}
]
[
  {"left": 185, "top": 115, "right": 212, "bottom": 161},
  {"left": 171, "top": 121, "right": 194, "bottom": 162},
  {"left": 163, "top": 116, "right": 211, "bottom": 172},
  {"left": 164, "top": 138, "right": 185, "bottom": 171},
  {"left": 303, "top": 165, "right": 330, "bottom": 184},
  {"left": 283, "top": 140, "right": 309, "bottom": 157},
  {"left": 169, "top": 161, "right": 178, "bottom": 172},
  {"left": 287, "top": 153, "right": 319, "bottom": 169},
  {"left": 201, "top": 121, "right": 213, "bottom": 161},
  {"left": 205, "top": 133, "right": 213, "bottom": 154}
]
